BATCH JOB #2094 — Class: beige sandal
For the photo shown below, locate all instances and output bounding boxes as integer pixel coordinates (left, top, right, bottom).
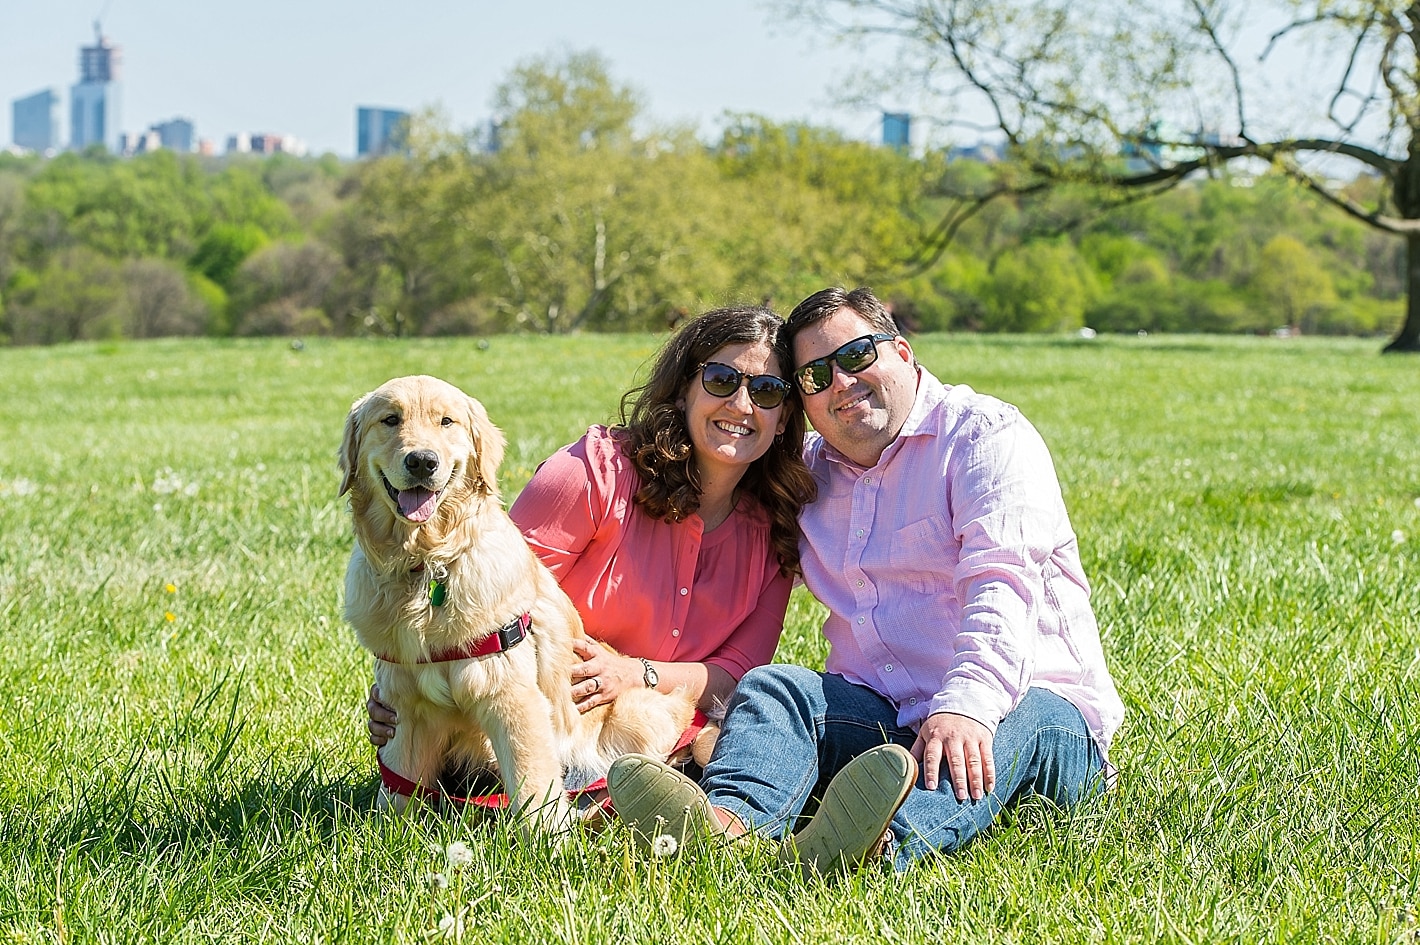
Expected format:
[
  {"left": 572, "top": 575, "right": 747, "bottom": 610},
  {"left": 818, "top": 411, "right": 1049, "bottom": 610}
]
[
  {"left": 779, "top": 743, "right": 917, "bottom": 878},
  {"left": 606, "top": 753, "right": 719, "bottom": 854}
]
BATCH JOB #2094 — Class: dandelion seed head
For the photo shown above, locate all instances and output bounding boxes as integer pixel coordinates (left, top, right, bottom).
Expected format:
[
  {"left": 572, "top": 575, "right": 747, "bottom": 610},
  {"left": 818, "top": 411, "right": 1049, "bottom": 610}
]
[
  {"left": 651, "top": 834, "right": 678, "bottom": 857},
  {"left": 437, "top": 913, "right": 459, "bottom": 937},
  {"left": 445, "top": 840, "right": 474, "bottom": 868},
  {"left": 427, "top": 871, "right": 449, "bottom": 889},
  {"left": 1393, "top": 529, "right": 1406, "bottom": 545}
]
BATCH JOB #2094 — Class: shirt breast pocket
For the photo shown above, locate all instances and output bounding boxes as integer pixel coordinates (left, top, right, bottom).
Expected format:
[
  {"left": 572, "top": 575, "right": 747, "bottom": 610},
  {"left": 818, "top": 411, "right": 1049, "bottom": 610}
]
[{"left": 884, "top": 516, "right": 955, "bottom": 593}]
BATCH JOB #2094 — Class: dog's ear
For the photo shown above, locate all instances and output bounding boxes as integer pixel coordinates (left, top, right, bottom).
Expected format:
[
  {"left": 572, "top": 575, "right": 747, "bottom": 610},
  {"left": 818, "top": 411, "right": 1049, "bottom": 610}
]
[
  {"left": 339, "top": 393, "right": 370, "bottom": 496},
  {"left": 467, "top": 395, "right": 505, "bottom": 496}
]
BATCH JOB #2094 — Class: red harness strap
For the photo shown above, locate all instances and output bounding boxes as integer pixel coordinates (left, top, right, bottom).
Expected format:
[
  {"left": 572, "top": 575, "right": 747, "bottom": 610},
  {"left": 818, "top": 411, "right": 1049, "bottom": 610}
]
[{"left": 377, "top": 709, "right": 709, "bottom": 809}]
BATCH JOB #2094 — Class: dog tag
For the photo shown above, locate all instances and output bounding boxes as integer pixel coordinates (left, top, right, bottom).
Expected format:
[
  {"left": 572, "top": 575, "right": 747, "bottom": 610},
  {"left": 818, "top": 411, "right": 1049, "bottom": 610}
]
[{"left": 429, "top": 579, "right": 447, "bottom": 607}]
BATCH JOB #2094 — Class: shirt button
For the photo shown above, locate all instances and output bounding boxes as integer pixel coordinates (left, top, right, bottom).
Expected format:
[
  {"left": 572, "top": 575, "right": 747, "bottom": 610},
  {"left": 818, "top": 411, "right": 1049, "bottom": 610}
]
[
  {"left": 909, "top": 697, "right": 918, "bottom": 706},
  {"left": 855, "top": 529, "right": 864, "bottom": 538},
  {"left": 856, "top": 579, "right": 864, "bottom": 587},
  {"left": 885, "top": 663, "right": 893, "bottom": 673},
  {"left": 864, "top": 476, "right": 871, "bottom": 484},
  {"left": 671, "top": 628, "right": 680, "bottom": 637},
  {"left": 857, "top": 616, "right": 865, "bottom": 625},
  {"left": 679, "top": 587, "right": 688, "bottom": 596}
]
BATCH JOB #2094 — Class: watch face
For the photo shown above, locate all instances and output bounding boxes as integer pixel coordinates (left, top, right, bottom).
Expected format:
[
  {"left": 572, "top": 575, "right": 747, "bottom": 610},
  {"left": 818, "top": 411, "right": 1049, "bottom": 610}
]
[{"left": 643, "top": 659, "right": 659, "bottom": 687}]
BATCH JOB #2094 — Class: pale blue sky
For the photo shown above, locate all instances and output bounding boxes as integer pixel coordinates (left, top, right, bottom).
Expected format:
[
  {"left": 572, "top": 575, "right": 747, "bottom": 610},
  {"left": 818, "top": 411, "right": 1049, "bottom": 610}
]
[{"left": 1, "top": 0, "right": 890, "bottom": 156}]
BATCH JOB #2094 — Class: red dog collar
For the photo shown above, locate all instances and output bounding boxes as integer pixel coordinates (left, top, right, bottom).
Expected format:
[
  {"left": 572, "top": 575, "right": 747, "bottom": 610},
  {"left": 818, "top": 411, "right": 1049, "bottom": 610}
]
[{"left": 378, "top": 612, "right": 531, "bottom": 664}]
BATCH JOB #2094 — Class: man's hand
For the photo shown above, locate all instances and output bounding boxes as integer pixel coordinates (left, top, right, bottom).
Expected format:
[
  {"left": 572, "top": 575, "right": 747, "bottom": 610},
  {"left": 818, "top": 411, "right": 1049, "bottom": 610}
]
[
  {"left": 367, "top": 684, "right": 397, "bottom": 747},
  {"left": 911, "top": 712, "right": 995, "bottom": 801}
]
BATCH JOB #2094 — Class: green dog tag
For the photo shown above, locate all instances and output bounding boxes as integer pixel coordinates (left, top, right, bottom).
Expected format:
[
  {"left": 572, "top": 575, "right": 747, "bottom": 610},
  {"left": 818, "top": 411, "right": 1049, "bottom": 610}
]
[{"left": 429, "top": 579, "right": 447, "bottom": 607}]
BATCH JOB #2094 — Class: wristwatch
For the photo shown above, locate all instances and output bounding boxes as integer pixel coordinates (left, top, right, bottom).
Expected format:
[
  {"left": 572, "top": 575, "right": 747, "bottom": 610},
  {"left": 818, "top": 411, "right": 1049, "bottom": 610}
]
[{"left": 638, "top": 657, "right": 659, "bottom": 689}]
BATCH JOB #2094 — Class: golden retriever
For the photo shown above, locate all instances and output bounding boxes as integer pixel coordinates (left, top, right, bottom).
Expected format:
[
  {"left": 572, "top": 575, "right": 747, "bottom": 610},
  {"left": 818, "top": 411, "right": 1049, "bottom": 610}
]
[{"left": 339, "top": 375, "right": 696, "bottom": 831}]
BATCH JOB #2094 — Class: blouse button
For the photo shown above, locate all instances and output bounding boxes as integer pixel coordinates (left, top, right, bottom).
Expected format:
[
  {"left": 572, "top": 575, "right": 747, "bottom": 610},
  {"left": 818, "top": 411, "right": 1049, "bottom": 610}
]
[
  {"left": 856, "top": 616, "right": 865, "bottom": 625},
  {"left": 679, "top": 587, "right": 688, "bottom": 596},
  {"left": 672, "top": 628, "right": 680, "bottom": 637}
]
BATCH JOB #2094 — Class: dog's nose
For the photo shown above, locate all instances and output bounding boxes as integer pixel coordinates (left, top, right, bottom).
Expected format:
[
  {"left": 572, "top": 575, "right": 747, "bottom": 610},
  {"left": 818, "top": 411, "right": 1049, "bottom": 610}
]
[{"left": 404, "top": 450, "right": 440, "bottom": 478}]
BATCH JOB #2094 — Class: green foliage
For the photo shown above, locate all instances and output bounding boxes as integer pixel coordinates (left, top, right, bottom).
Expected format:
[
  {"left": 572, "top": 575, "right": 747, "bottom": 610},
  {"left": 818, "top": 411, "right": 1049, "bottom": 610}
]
[
  {"left": 985, "top": 239, "right": 1098, "bottom": 332},
  {"left": 0, "top": 55, "right": 1408, "bottom": 345},
  {"left": 190, "top": 222, "right": 271, "bottom": 289}
]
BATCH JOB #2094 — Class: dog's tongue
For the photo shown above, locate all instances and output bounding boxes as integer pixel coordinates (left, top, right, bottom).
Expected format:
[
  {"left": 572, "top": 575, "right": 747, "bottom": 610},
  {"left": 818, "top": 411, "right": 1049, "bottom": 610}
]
[{"left": 398, "top": 488, "right": 438, "bottom": 522}]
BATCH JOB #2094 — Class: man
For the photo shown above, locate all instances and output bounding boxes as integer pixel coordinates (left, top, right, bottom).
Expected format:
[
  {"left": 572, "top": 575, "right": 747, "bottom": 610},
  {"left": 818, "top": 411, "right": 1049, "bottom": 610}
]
[{"left": 608, "top": 286, "right": 1124, "bottom": 875}]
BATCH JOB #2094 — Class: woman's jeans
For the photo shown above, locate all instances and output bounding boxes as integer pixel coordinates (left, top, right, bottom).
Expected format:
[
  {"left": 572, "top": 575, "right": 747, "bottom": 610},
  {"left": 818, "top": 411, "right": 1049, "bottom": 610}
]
[{"left": 701, "top": 664, "right": 1106, "bottom": 871}]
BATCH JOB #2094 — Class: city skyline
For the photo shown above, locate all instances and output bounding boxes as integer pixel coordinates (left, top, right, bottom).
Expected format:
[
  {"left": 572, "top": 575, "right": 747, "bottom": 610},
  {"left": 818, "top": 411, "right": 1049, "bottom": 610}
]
[{"left": 1, "top": 1, "right": 893, "bottom": 158}]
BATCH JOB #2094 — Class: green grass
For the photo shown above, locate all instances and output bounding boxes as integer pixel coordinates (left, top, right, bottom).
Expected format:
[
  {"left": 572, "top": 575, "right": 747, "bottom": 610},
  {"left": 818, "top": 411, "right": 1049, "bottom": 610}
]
[{"left": 1, "top": 333, "right": 1417, "bottom": 943}]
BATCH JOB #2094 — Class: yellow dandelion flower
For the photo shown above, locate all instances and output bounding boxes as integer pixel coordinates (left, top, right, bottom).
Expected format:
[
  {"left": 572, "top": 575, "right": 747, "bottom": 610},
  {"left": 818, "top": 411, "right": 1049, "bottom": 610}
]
[
  {"left": 165, "top": 583, "right": 177, "bottom": 594},
  {"left": 164, "top": 611, "right": 176, "bottom": 622}
]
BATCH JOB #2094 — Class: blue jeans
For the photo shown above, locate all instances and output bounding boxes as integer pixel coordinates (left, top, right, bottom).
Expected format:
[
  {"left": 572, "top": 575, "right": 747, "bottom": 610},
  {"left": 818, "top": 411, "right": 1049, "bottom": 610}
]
[{"left": 701, "top": 665, "right": 1106, "bottom": 870}]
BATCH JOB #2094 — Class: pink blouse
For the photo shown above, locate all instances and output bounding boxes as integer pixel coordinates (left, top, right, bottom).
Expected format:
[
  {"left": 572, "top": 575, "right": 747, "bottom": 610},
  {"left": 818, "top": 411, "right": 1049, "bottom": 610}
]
[{"left": 508, "top": 425, "right": 791, "bottom": 680}]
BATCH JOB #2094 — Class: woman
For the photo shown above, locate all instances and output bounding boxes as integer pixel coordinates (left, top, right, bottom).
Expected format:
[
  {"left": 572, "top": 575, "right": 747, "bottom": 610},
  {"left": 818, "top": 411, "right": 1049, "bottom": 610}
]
[{"left": 367, "top": 305, "right": 816, "bottom": 755}]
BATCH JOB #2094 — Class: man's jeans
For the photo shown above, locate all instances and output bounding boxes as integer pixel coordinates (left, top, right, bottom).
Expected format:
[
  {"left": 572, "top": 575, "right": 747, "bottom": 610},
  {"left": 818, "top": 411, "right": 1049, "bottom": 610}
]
[{"left": 701, "top": 664, "right": 1107, "bottom": 870}]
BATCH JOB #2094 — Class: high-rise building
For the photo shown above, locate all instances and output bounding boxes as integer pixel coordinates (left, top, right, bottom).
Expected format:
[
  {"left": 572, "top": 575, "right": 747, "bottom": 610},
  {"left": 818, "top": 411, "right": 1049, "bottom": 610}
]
[
  {"left": 152, "top": 118, "right": 195, "bottom": 152},
  {"left": 12, "top": 89, "right": 60, "bottom": 153},
  {"left": 70, "top": 24, "right": 122, "bottom": 152},
  {"left": 882, "top": 112, "right": 911, "bottom": 151},
  {"left": 356, "top": 107, "right": 410, "bottom": 157}
]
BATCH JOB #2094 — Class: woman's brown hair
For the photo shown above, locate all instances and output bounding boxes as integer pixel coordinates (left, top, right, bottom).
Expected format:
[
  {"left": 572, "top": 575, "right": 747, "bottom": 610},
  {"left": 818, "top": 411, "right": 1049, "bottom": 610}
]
[{"left": 616, "top": 306, "right": 816, "bottom": 576}]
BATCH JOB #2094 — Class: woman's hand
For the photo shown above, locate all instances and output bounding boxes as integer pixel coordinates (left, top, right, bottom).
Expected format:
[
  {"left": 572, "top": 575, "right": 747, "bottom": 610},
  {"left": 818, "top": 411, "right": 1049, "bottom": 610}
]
[
  {"left": 570, "top": 638, "right": 649, "bottom": 713},
  {"left": 367, "top": 684, "right": 397, "bottom": 747}
]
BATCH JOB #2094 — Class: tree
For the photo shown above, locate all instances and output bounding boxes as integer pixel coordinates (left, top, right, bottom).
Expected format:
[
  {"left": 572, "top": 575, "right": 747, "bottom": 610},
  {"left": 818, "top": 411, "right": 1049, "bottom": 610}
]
[
  {"left": 121, "top": 258, "right": 210, "bottom": 338},
  {"left": 781, "top": 0, "right": 1420, "bottom": 351},
  {"left": 1253, "top": 234, "right": 1337, "bottom": 330}
]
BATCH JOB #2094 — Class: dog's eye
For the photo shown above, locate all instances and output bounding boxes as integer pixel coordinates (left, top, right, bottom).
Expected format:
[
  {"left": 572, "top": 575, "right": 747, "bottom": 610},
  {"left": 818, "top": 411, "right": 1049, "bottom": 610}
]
[
  {"left": 441, "top": 417, "right": 454, "bottom": 427},
  {"left": 381, "top": 414, "right": 400, "bottom": 427}
]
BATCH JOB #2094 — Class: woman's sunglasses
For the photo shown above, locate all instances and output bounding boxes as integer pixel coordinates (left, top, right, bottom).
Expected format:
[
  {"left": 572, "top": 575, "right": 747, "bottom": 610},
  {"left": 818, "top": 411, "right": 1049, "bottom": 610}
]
[
  {"left": 793, "top": 333, "right": 896, "bottom": 395},
  {"left": 696, "top": 362, "right": 792, "bottom": 409}
]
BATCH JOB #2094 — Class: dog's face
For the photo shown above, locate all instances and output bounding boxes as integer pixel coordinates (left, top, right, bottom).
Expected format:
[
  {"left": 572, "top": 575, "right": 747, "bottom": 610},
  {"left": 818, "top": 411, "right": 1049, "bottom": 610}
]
[{"left": 339, "top": 375, "right": 505, "bottom": 524}]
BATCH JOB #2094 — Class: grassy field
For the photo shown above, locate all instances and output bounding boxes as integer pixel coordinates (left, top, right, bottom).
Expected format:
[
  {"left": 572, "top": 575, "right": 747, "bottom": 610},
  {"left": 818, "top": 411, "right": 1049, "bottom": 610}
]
[{"left": 0, "top": 332, "right": 1416, "bottom": 943}]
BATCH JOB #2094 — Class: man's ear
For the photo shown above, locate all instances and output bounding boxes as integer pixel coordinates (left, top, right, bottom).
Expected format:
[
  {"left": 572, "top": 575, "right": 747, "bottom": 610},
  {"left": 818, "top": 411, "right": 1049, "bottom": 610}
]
[{"left": 339, "top": 393, "right": 369, "bottom": 496}]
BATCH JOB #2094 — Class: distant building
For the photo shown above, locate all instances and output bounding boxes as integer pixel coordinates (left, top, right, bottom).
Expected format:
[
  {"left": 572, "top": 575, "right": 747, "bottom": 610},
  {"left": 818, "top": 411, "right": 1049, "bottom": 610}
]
[
  {"left": 882, "top": 112, "right": 911, "bottom": 151},
  {"left": 12, "top": 89, "right": 60, "bottom": 153},
  {"left": 152, "top": 117, "right": 195, "bottom": 152},
  {"left": 356, "top": 106, "right": 410, "bottom": 156},
  {"left": 119, "top": 130, "right": 161, "bottom": 155},
  {"left": 70, "top": 24, "right": 122, "bottom": 152},
  {"left": 227, "top": 131, "right": 307, "bottom": 157},
  {"left": 946, "top": 140, "right": 1004, "bottom": 164}
]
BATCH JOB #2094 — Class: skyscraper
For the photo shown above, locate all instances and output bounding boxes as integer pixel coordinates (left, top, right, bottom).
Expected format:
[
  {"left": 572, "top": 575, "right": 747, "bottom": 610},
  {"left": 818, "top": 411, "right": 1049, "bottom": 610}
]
[
  {"left": 12, "top": 89, "right": 59, "bottom": 153},
  {"left": 357, "top": 107, "right": 410, "bottom": 157},
  {"left": 70, "top": 24, "right": 122, "bottom": 152},
  {"left": 882, "top": 112, "right": 911, "bottom": 151},
  {"left": 152, "top": 118, "right": 195, "bottom": 152}
]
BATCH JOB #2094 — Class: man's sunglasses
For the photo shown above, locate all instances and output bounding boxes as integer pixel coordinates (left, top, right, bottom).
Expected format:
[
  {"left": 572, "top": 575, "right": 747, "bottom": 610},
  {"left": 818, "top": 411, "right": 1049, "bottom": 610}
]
[
  {"left": 793, "top": 333, "right": 896, "bottom": 395},
  {"left": 696, "top": 362, "right": 792, "bottom": 409}
]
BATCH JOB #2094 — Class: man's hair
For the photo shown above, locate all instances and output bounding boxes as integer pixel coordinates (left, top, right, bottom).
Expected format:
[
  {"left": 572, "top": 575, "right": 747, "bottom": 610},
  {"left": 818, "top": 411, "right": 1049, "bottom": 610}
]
[
  {"left": 616, "top": 305, "right": 817, "bottom": 576},
  {"left": 783, "top": 287, "right": 900, "bottom": 355}
]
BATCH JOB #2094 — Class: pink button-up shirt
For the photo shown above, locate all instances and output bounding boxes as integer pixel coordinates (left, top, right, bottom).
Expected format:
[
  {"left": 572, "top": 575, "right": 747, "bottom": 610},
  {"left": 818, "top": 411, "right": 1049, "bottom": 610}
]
[
  {"left": 508, "top": 425, "right": 791, "bottom": 681},
  {"left": 798, "top": 368, "right": 1123, "bottom": 756}
]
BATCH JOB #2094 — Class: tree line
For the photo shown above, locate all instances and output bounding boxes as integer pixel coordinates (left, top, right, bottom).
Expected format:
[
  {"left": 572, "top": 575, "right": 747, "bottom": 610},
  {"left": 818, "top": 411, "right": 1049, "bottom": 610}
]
[{"left": 0, "top": 51, "right": 1402, "bottom": 346}]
